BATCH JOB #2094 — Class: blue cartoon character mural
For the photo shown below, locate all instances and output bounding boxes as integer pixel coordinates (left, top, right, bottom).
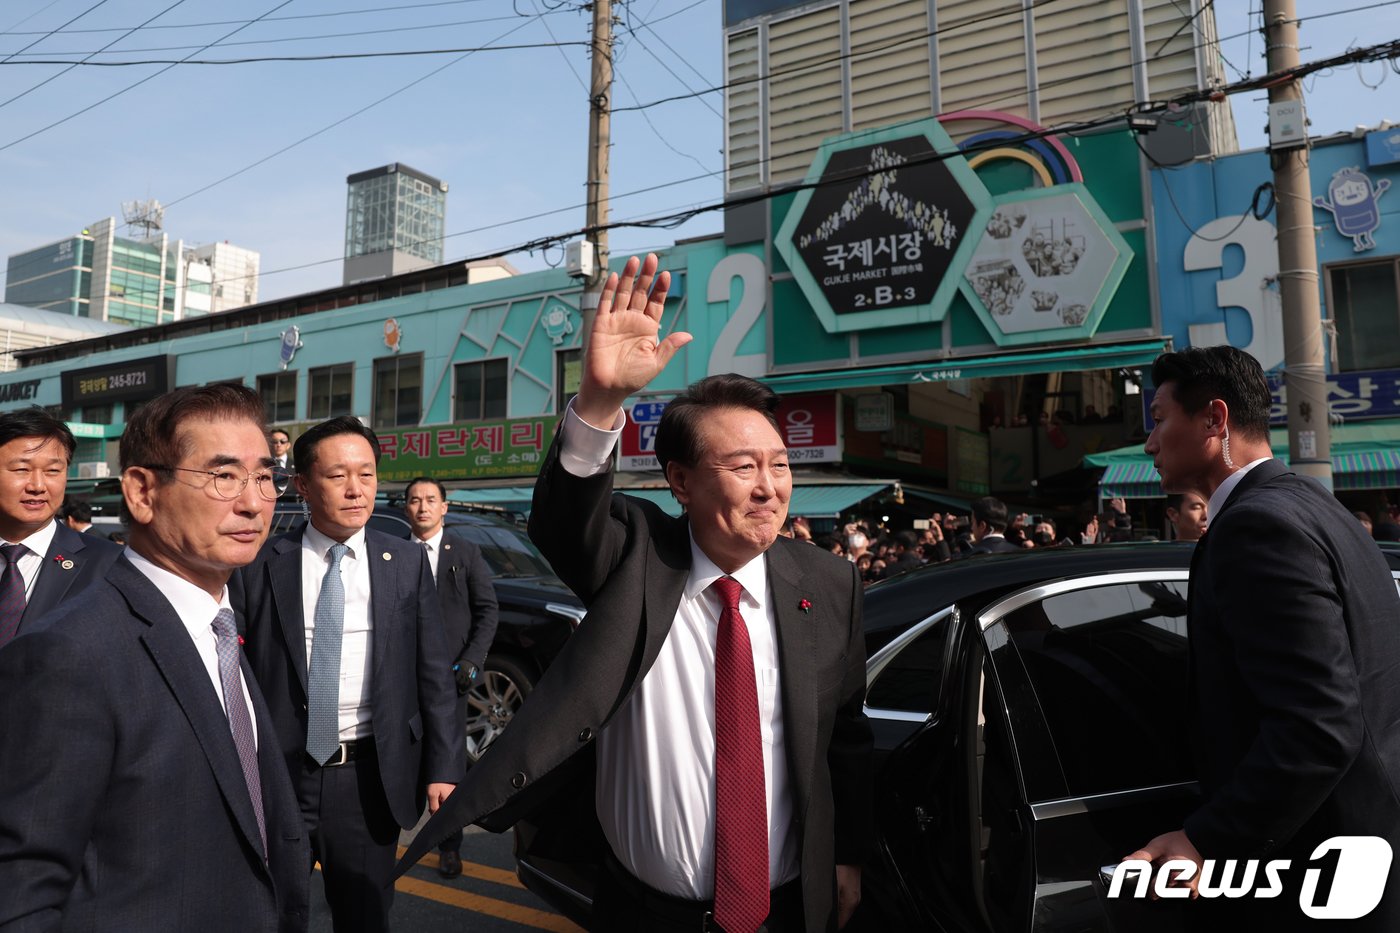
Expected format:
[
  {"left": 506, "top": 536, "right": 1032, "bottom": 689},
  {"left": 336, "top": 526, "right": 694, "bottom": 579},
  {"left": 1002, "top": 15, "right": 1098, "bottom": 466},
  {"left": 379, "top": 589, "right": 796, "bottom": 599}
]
[
  {"left": 1313, "top": 167, "right": 1391, "bottom": 252},
  {"left": 541, "top": 301, "right": 575, "bottom": 346}
]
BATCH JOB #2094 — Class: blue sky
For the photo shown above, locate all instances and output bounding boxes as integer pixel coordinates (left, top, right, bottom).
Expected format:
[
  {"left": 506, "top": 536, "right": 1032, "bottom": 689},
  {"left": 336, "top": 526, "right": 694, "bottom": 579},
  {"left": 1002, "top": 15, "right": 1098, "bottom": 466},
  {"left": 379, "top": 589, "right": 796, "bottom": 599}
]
[{"left": 0, "top": 0, "right": 1395, "bottom": 303}]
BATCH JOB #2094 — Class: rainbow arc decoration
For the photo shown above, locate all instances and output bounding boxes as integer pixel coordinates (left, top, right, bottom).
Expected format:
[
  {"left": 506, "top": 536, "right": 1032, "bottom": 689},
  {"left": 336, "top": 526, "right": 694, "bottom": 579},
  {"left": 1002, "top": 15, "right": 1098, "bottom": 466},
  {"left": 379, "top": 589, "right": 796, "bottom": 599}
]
[{"left": 938, "top": 110, "right": 1084, "bottom": 188}]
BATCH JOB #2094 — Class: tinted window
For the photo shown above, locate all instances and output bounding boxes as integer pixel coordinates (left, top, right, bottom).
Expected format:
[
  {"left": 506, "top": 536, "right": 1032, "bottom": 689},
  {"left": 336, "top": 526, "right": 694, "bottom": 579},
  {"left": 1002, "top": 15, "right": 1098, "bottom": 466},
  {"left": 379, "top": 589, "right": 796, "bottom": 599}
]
[
  {"left": 446, "top": 517, "right": 555, "bottom": 578},
  {"left": 999, "top": 580, "right": 1191, "bottom": 798},
  {"left": 865, "top": 613, "right": 949, "bottom": 714}
]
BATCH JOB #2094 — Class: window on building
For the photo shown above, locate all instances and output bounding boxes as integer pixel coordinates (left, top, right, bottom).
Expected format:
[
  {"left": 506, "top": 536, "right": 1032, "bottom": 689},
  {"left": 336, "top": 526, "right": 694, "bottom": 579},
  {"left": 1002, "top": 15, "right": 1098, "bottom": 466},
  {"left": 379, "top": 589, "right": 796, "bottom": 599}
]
[
  {"left": 309, "top": 363, "right": 354, "bottom": 420},
  {"left": 554, "top": 349, "right": 581, "bottom": 414},
  {"left": 257, "top": 372, "right": 297, "bottom": 423},
  {"left": 453, "top": 359, "right": 508, "bottom": 422},
  {"left": 373, "top": 354, "right": 423, "bottom": 429},
  {"left": 1329, "top": 258, "right": 1400, "bottom": 372}
]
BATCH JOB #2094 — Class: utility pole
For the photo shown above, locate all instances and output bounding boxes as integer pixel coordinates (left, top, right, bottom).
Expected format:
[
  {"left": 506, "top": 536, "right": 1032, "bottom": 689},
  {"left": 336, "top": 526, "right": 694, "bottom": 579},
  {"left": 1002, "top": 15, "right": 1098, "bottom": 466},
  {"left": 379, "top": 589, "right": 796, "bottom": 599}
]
[
  {"left": 581, "top": 0, "right": 613, "bottom": 326},
  {"left": 1264, "top": 0, "right": 1332, "bottom": 488}
]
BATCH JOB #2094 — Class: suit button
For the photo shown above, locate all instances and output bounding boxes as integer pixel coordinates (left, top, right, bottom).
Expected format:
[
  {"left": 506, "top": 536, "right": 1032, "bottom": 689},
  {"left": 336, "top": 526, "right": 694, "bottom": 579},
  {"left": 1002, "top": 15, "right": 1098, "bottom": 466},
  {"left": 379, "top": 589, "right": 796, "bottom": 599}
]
[
  {"left": 578, "top": 727, "right": 593, "bottom": 742},
  {"left": 511, "top": 771, "right": 528, "bottom": 789}
]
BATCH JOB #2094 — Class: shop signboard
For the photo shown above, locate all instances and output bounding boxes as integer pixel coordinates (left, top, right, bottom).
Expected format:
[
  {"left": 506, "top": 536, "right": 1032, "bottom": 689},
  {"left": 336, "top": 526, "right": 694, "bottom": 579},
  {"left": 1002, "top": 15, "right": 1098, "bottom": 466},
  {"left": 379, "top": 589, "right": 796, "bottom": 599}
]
[
  {"left": 61, "top": 355, "right": 173, "bottom": 406},
  {"left": 620, "top": 393, "right": 841, "bottom": 471},
  {"left": 373, "top": 415, "right": 557, "bottom": 482}
]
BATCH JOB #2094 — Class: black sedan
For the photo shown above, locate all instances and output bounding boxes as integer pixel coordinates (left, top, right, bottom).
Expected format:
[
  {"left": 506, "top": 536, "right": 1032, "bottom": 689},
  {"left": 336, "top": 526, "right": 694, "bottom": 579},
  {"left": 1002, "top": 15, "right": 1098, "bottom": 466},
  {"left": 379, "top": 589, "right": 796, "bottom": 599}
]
[{"left": 516, "top": 541, "right": 1400, "bottom": 931}]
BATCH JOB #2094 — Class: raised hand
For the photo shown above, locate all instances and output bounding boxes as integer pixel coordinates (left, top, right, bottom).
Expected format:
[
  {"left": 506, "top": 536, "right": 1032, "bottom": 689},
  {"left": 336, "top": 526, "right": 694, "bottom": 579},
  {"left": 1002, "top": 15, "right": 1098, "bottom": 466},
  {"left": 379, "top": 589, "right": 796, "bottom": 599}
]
[{"left": 574, "top": 253, "right": 693, "bottom": 428}]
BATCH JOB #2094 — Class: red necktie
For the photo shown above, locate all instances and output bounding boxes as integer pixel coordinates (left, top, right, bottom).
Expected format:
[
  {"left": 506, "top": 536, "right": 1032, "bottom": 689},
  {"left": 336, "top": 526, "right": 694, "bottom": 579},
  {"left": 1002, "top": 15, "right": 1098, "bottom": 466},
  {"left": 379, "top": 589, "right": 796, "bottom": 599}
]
[{"left": 710, "top": 577, "right": 769, "bottom": 933}]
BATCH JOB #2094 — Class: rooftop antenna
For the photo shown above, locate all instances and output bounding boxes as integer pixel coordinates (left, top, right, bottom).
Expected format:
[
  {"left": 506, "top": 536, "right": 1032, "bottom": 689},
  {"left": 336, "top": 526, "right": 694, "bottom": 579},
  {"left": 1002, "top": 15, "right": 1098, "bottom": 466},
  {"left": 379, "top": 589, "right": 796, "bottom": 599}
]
[{"left": 121, "top": 198, "right": 165, "bottom": 239}]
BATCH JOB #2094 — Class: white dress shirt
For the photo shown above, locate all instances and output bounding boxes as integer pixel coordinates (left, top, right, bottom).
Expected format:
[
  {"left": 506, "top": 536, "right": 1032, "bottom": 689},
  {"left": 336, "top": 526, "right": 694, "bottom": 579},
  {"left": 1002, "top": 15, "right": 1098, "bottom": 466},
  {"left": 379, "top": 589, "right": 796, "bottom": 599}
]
[
  {"left": 558, "top": 401, "right": 800, "bottom": 898},
  {"left": 1207, "top": 457, "right": 1273, "bottom": 523},
  {"left": 416, "top": 527, "right": 444, "bottom": 578},
  {"left": 300, "top": 523, "right": 375, "bottom": 741},
  {"left": 1, "top": 517, "right": 56, "bottom": 599},
  {"left": 125, "top": 548, "right": 257, "bottom": 744}
]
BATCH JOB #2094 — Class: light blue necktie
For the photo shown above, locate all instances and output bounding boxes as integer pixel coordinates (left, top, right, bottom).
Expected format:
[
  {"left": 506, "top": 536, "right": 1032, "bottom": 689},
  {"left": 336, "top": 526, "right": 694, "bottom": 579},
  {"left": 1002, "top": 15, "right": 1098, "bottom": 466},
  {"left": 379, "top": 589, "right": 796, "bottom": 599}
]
[{"left": 306, "top": 542, "right": 349, "bottom": 765}]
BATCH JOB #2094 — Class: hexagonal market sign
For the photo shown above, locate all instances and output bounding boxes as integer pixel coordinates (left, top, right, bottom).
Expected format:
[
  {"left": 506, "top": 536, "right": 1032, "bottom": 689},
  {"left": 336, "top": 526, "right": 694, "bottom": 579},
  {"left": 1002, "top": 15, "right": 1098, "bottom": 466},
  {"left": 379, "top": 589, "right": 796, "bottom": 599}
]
[
  {"left": 774, "top": 119, "right": 993, "bottom": 333},
  {"left": 958, "top": 184, "right": 1133, "bottom": 347}
]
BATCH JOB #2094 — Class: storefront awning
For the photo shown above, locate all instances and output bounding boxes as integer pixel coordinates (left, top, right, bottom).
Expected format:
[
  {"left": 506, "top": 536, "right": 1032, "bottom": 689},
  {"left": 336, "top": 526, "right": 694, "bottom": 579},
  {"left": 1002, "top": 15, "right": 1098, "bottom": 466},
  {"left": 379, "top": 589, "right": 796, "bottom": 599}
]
[
  {"left": 1086, "top": 423, "right": 1400, "bottom": 498},
  {"left": 620, "top": 482, "right": 895, "bottom": 519},
  {"left": 762, "top": 339, "right": 1169, "bottom": 394}
]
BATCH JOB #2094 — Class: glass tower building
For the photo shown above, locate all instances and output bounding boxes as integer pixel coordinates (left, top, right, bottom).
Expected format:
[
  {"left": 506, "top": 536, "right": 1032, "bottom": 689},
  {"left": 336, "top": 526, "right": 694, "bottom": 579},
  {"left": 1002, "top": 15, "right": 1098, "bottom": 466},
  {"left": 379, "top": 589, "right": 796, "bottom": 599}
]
[{"left": 343, "top": 163, "right": 448, "bottom": 285}]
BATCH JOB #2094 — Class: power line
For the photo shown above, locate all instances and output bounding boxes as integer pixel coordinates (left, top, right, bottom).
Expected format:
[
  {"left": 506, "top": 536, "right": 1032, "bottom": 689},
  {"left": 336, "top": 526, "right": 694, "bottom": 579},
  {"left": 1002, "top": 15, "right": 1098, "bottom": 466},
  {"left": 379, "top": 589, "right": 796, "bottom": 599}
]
[
  {"left": 615, "top": 62, "right": 717, "bottom": 174},
  {"left": 0, "top": 0, "right": 191, "bottom": 112},
  {"left": 0, "top": 0, "right": 302, "bottom": 153},
  {"left": 619, "top": 3, "right": 722, "bottom": 119},
  {"left": 0, "top": 0, "right": 499, "bottom": 36},
  {"left": 163, "top": 14, "right": 542, "bottom": 209},
  {"left": 1, "top": 0, "right": 111, "bottom": 63},
  {"left": 0, "top": 10, "right": 552, "bottom": 58},
  {"left": 2, "top": 42, "right": 591, "bottom": 66},
  {"left": 1, "top": 0, "right": 66, "bottom": 35}
]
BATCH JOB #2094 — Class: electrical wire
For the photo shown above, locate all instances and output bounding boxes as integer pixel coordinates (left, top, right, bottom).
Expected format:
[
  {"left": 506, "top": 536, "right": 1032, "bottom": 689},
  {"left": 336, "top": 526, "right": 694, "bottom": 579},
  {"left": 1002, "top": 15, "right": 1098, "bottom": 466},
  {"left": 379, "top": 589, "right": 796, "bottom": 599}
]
[
  {"left": 616, "top": 62, "right": 717, "bottom": 174},
  {"left": 2, "top": 42, "right": 592, "bottom": 66},
  {"left": 0, "top": 0, "right": 111, "bottom": 63},
  {"left": 0, "top": 0, "right": 499, "bottom": 36},
  {"left": 0, "top": 0, "right": 300, "bottom": 153},
  {"left": 163, "top": 13, "right": 543, "bottom": 209},
  {"left": 1, "top": 0, "right": 67, "bottom": 36},
  {"left": 0, "top": 0, "right": 191, "bottom": 112},
  {"left": 0, "top": 11, "right": 552, "bottom": 58}
]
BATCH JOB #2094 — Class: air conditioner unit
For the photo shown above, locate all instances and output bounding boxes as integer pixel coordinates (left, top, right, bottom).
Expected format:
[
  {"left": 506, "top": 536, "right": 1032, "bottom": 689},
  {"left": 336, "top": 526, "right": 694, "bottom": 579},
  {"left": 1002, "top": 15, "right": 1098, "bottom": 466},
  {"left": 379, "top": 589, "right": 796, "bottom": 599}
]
[{"left": 77, "top": 462, "right": 110, "bottom": 479}]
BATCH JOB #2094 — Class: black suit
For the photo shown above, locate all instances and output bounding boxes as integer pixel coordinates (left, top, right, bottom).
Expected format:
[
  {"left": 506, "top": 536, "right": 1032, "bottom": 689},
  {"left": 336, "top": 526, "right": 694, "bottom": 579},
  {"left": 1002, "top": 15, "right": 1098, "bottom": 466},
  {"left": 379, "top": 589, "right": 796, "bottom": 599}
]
[
  {"left": 13, "top": 521, "right": 121, "bottom": 639},
  {"left": 400, "top": 438, "right": 874, "bottom": 931},
  {"left": 1185, "top": 459, "right": 1400, "bottom": 928},
  {"left": 965, "top": 533, "right": 1020, "bottom": 555},
  {"left": 234, "top": 528, "right": 464, "bottom": 931},
  {"left": 0, "top": 557, "right": 309, "bottom": 932},
  {"left": 426, "top": 530, "right": 498, "bottom": 854},
  {"left": 432, "top": 531, "right": 499, "bottom": 674}
]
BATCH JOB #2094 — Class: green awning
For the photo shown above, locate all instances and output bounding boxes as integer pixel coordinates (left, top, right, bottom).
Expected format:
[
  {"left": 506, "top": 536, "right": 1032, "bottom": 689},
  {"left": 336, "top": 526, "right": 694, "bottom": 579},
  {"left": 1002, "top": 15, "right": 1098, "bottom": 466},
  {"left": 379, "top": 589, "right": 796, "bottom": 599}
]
[
  {"left": 619, "top": 482, "right": 894, "bottom": 519},
  {"left": 763, "top": 339, "right": 1169, "bottom": 394},
  {"left": 1087, "top": 423, "right": 1400, "bottom": 497}
]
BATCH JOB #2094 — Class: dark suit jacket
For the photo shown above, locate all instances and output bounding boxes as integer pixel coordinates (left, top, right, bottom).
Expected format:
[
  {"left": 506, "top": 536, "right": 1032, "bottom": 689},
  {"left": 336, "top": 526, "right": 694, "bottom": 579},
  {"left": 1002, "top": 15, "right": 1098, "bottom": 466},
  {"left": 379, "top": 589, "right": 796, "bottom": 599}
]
[
  {"left": 433, "top": 531, "right": 498, "bottom": 672},
  {"left": 400, "top": 438, "right": 874, "bottom": 932},
  {"left": 234, "top": 528, "right": 465, "bottom": 829},
  {"left": 1185, "top": 459, "right": 1400, "bottom": 927},
  {"left": 965, "top": 533, "right": 1020, "bottom": 556},
  {"left": 13, "top": 521, "right": 121, "bottom": 639},
  {"left": 0, "top": 557, "right": 309, "bottom": 933}
]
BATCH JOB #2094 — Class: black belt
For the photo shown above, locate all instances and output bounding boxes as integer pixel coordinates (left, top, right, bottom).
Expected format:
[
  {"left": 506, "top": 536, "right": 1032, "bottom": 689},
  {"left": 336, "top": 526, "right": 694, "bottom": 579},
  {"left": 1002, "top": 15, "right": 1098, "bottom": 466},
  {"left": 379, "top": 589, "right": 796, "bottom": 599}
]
[
  {"left": 603, "top": 849, "right": 802, "bottom": 932},
  {"left": 316, "top": 737, "right": 375, "bottom": 768}
]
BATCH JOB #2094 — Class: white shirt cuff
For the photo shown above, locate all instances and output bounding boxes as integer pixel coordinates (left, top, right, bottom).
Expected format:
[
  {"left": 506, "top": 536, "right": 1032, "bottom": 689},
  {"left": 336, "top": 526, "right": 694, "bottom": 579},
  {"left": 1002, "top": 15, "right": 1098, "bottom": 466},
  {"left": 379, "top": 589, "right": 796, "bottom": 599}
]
[{"left": 558, "top": 398, "right": 625, "bottom": 477}]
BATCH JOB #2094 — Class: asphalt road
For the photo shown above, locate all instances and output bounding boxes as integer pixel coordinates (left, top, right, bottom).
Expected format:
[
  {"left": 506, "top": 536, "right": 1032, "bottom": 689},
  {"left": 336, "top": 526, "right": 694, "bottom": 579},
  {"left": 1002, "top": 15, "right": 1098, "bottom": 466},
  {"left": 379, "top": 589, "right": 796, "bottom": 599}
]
[{"left": 308, "top": 822, "right": 581, "bottom": 933}]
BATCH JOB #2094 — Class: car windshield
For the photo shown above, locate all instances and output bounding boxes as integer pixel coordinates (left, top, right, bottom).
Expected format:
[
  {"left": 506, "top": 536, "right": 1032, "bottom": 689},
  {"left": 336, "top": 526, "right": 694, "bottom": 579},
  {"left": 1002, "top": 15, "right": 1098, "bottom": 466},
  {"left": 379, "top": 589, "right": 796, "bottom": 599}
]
[{"left": 445, "top": 517, "right": 555, "bottom": 578}]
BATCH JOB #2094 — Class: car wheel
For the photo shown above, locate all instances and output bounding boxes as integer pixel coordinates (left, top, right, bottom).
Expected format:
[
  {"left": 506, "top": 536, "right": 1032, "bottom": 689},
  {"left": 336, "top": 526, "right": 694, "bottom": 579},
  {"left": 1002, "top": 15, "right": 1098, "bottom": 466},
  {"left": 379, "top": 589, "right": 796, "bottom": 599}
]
[{"left": 463, "top": 655, "right": 534, "bottom": 763}]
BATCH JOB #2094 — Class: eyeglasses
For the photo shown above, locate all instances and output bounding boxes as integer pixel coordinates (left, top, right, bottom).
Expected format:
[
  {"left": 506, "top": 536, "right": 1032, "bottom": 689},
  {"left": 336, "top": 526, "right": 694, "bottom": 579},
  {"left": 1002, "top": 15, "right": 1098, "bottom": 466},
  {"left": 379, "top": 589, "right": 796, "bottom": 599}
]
[
  {"left": 147, "top": 463, "right": 280, "bottom": 501},
  {"left": 270, "top": 437, "right": 290, "bottom": 445}
]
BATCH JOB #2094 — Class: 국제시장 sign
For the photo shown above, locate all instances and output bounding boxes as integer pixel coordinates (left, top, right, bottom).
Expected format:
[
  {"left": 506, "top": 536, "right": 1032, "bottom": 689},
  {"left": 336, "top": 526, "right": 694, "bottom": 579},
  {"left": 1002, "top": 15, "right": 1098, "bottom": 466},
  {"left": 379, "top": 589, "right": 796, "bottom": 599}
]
[
  {"left": 373, "top": 415, "right": 557, "bottom": 482},
  {"left": 774, "top": 119, "right": 992, "bottom": 334}
]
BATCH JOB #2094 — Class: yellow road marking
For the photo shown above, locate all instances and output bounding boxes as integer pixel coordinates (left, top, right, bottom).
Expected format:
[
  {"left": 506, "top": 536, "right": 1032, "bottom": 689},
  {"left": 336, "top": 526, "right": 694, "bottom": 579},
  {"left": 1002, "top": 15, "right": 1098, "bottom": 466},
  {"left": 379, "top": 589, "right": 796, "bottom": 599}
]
[
  {"left": 402, "top": 847, "right": 525, "bottom": 889},
  {"left": 393, "top": 875, "right": 583, "bottom": 932}
]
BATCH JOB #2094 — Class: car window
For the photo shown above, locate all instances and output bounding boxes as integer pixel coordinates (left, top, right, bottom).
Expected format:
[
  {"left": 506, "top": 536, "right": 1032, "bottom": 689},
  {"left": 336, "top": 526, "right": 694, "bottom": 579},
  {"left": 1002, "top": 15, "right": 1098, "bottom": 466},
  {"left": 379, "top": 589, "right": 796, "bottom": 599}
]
[
  {"left": 368, "top": 514, "right": 411, "bottom": 538},
  {"left": 446, "top": 518, "right": 555, "bottom": 578},
  {"left": 998, "top": 579, "right": 1192, "bottom": 799},
  {"left": 865, "top": 613, "right": 949, "bottom": 714}
]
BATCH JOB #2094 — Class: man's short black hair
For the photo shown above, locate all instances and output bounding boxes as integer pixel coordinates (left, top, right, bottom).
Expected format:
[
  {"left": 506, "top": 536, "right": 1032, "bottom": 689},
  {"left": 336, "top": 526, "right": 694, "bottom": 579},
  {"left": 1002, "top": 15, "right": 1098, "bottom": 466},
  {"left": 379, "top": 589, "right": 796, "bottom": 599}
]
[
  {"left": 1164, "top": 493, "right": 1184, "bottom": 511},
  {"left": 405, "top": 476, "right": 447, "bottom": 500},
  {"left": 63, "top": 499, "right": 92, "bottom": 524},
  {"left": 1150, "top": 345, "right": 1272, "bottom": 441},
  {"left": 971, "top": 496, "right": 1008, "bottom": 532},
  {"left": 654, "top": 373, "right": 783, "bottom": 474},
  {"left": 0, "top": 406, "right": 76, "bottom": 460},
  {"left": 293, "top": 416, "right": 380, "bottom": 472}
]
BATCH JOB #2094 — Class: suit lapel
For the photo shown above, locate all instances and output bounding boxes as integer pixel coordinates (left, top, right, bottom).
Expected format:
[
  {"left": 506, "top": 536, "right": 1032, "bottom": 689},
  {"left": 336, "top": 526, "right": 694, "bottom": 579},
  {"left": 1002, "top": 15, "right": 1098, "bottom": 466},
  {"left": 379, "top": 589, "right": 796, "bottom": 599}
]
[
  {"left": 640, "top": 517, "right": 691, "bottom": 678},
  {"left": 111, "top": 559, "right": 269, "bottom": 867},
  {"left": 366, "top": 531, "right": 394, "bottom": 685},
  {"left": 269, "top": 534, "right": 308, "bottom": 693},
  {"left": 22, "top": 522, "right": 88, "bottom": 623},
  {"left": 765, "top": 541, "right": 817, "bottom": 814}
]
